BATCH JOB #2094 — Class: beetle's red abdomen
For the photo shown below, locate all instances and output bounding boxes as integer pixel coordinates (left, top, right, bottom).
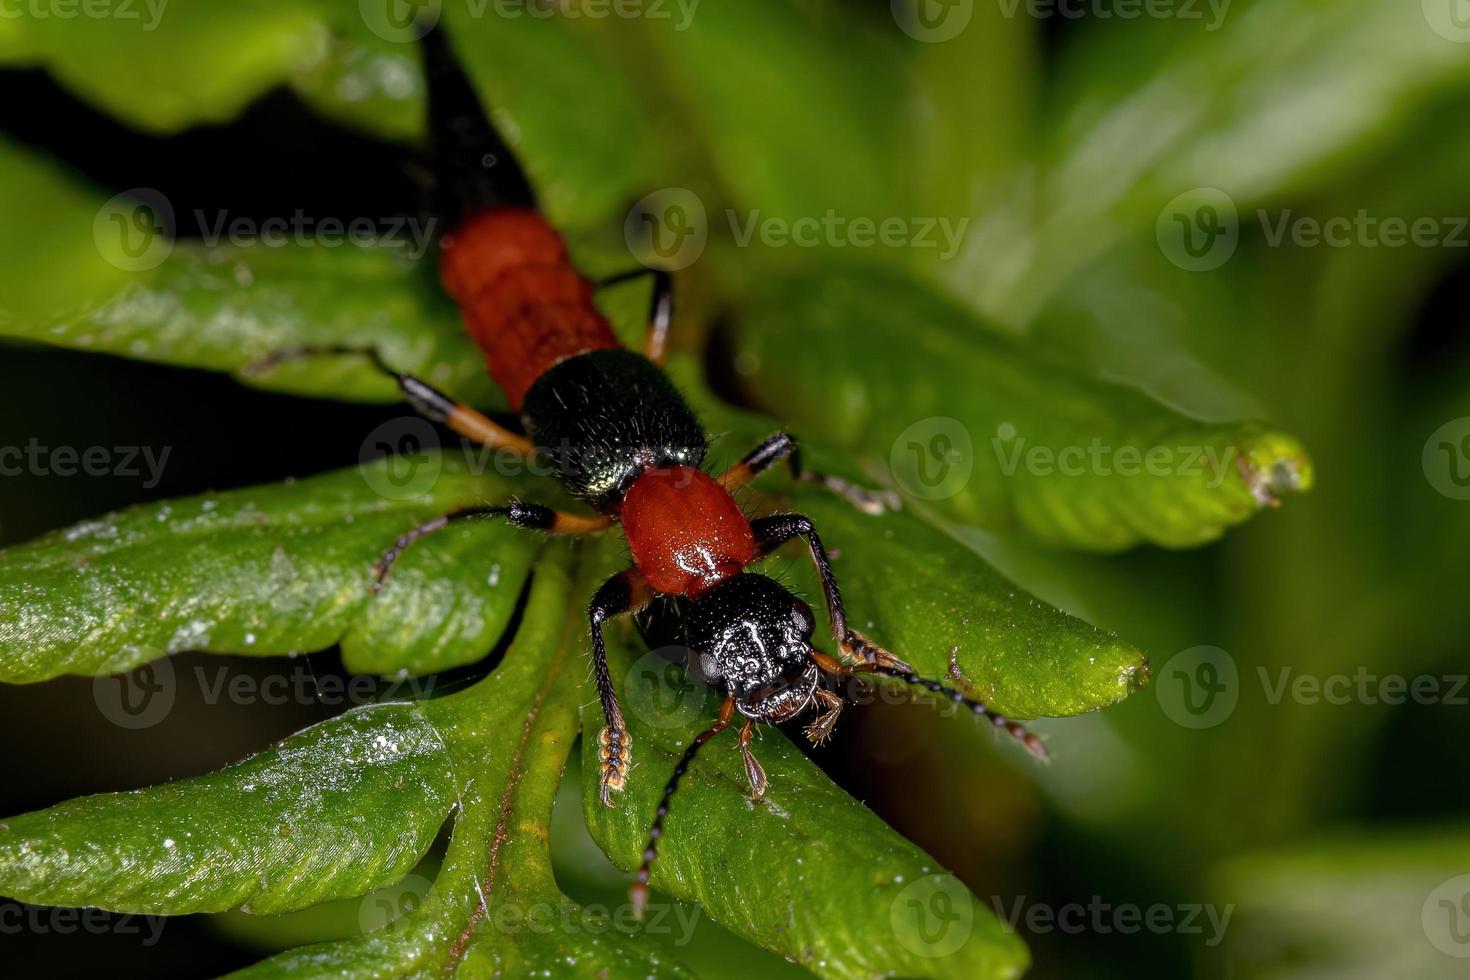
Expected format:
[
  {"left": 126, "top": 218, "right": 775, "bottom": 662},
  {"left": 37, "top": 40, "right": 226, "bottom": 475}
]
[
  {"left": 439, "top": 208, "right": 619, "bottom": 410},
  {"left": 620, "top": 467, "right": 755, "bottom": 597}
]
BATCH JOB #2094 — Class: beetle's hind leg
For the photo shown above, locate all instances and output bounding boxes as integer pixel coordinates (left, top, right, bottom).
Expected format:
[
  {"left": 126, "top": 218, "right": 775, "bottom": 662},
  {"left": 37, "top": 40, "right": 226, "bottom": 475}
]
[
  {"left": 373, "top": 501, "right": 611, "bottom": 590},
  {"left": 595, "top": 268, "right": 672, "bottom": 365},
  {"left": 244, "top": 345, "right": 535, "bottom": 457}
]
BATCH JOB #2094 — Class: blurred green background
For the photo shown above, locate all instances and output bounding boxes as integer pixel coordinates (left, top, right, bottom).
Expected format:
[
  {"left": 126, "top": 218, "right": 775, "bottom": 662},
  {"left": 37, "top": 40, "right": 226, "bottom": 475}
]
[{"left": 2, "top": 0, "right": 1470, "bottom": 977}]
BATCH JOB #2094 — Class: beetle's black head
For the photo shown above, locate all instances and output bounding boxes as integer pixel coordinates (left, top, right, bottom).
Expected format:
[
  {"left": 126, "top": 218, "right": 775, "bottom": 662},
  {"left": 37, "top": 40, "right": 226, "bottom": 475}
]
[{"left": 684, "top": 573, "right": 818, "bottom": 724}]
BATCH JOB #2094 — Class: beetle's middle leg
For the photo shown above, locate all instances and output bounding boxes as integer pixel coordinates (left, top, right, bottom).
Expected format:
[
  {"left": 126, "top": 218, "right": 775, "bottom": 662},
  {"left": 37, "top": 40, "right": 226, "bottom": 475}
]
[{"left": 720, "top": 431, "right": 898, "bottom": 515}]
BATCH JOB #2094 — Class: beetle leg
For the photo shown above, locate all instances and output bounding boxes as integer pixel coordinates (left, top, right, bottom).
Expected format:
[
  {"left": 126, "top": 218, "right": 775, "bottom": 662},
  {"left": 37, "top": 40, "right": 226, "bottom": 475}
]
[
  {"left": 720, "top": 431, "right": 899, "bottom": 515},
  {"left": 738, "top": 721, "right": 767, "bottom": 799},
  {"left": 596, "top": 268, "right": 673, "bottom": 364},
  {"left": 803, "top": 687, "right": 845, "bottom": 745},
  {"left": 244, "top": 345, "right": 535, "bottom": 456},
  {"left": 589, "top": 568, "right": 656, "bottom": 807},
  {"left": 373, "top": 501, "right": 611, "bottom": 590},
  {"left": 749, "top": 512, "right": 893, "bottom": 666}
]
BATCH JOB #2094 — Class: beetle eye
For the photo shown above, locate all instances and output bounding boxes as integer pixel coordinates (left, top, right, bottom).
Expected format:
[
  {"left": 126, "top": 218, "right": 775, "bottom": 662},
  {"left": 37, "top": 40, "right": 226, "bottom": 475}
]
[
  {"left": 790, "top": 600, "right": 815, "bottom": 634},
  {"left": 699, "top": 651, "right": 721, "bottom": 679}
]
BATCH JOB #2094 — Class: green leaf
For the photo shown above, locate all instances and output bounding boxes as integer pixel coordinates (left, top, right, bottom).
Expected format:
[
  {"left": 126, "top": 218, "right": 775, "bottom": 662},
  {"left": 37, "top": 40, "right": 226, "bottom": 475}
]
[
  {"left": 653, "top": 2, "right": 911, "bottom": 221},
  {"left": 231, "top": 547, "right": 694, "bottom": 978},
  {"left": 0, "top": 702, "right": 457, "bottom": 915},
  {"left": 901, "top": 0, "right": 1036, "bottom": 230},
  {"left": 0, "top": 0, "right": 324, "bottom": 134},
  {"left": 1209, "top": 828, "right": 1470, "bottom": 980},
  {"left": 285, "top": 27, "right": 425, "bottom": 142},
  {"left": 0, "top": 140, "right": 497, "bottom": 405},
  {"left": 0, "top": 3, "right": 666, "bottom": 228},
  {"left": 958, "top": 0, "right": 1470, "bottom": 322},
  {"left": 729, "top": 267, "right": 1312, "bottom": 551},
  {"left": 0, "top": 452, "right": 541, "bottom": 681},
  {"left": 581, "top": 633, "right": 1029, "bottom": 980}
]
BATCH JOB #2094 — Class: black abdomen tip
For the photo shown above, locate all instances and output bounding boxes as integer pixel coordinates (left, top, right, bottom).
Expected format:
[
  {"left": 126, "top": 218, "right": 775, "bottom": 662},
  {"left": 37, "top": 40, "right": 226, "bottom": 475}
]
[{"left": 419, "top": 22, "right": 538, "bottom": 227}]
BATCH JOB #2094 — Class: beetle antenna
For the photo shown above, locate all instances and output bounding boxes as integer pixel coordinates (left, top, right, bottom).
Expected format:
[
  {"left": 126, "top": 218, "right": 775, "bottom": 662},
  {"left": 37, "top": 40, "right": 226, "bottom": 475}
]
[
  {"left": 875, "top": 665, "right": 1049, "bottom": 761},
  {"left": 628, "top": 703, "right": 734, "bottom": 917}
]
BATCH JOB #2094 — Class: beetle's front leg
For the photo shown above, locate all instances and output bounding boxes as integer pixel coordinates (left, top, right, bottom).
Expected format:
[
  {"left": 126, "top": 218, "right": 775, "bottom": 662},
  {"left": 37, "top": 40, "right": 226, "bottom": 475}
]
[
  {"left": 748, "top": 513, "right": 911, "bottom": 670},
  {"left": 588, "top": 568, "right": 655, "bottom": 806},
  {"left": 737, "top": 721, "right": 767, "bottom": 799}
]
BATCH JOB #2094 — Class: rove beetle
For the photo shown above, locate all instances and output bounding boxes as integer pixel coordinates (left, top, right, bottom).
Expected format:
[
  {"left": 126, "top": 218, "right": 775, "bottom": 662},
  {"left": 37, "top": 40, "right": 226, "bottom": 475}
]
[{"left": 251, "top": 24, "right": 1047, "bottom": 913}]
